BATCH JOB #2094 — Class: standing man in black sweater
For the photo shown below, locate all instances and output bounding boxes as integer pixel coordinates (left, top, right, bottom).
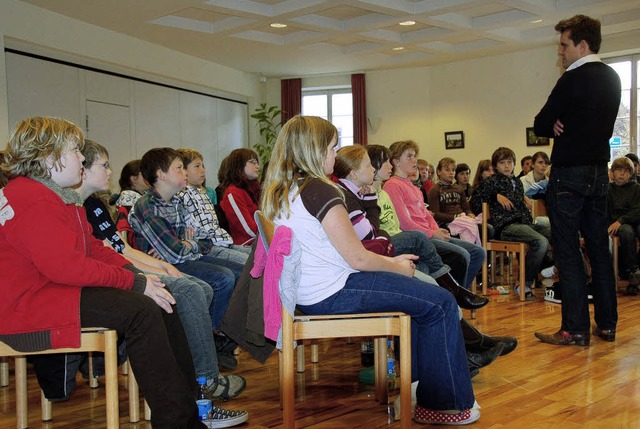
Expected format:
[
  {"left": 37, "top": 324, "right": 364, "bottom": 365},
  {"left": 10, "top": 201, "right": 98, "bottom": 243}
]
[{"left": 533, "top": 15, "right": 621, "bottom": 346}]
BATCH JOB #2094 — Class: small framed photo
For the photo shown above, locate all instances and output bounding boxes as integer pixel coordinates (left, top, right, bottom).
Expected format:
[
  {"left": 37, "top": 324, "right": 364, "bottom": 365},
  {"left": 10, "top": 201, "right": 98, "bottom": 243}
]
[
  {"left": 444, "top": 131, "right": 464, "bottom": 150},
  {"left": 526, "top": 127, "right": 551, "bottom": 146}
]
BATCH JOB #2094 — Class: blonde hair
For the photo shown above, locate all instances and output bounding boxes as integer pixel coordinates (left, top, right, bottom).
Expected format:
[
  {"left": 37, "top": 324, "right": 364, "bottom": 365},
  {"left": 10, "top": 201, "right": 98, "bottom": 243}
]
[
  {"left": 334, "top": 145, "right": 367, "bottom": 179},
  {"left": 260, "top": 116, "right": 340, "bottom": 220},
  {"left": 177, "top": 148, "right": 204, "bottom": 168},
  {"left": 2, "top": 116, "right": 84, "bottom": 180}
]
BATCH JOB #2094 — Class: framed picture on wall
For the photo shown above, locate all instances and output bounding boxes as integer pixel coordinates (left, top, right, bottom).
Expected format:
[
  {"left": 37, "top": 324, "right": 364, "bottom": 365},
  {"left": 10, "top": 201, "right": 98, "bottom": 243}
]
[
  {"left": 526, "top": 127, "right": 551, "bottom": 146},
  {"left": 444, "top": 131, "right": 464, "bottom": 150}
]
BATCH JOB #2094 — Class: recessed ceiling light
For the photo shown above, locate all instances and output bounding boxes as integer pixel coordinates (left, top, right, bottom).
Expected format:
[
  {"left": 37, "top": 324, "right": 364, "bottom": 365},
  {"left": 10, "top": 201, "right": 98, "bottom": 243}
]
[
  {"left": 530, "top": 19, "right": 542, "bottom": 24},
  {"left": 399, "top": 20, "right": 416, "bottom": 26},
  {"left": 393, "top": 47, "right": 404, "bottom": 51},
  {"left": 270, "top": 23, "right": 287, "bottom": 28}
]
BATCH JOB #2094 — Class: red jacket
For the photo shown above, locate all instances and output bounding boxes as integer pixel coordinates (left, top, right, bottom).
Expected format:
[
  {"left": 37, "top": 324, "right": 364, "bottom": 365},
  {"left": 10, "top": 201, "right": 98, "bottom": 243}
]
[
  {"left": 220, "top": 185, "right": 258, "bottom": 245},
  {"left": 0, "top": 177, "right": 135, "bottom": 351}
]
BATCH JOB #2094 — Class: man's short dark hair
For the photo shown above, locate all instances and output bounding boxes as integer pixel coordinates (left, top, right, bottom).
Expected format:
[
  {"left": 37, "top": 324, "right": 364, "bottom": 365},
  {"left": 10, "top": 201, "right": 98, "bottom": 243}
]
[
  {"left": 140, "top": 147, "right": 181, "bottom": 186},
  {"left": 555, "top": 15, "right": 601, "bottom": 54},
  {"left": 520, "top": 156, "right": 532, "bottom": 167}
]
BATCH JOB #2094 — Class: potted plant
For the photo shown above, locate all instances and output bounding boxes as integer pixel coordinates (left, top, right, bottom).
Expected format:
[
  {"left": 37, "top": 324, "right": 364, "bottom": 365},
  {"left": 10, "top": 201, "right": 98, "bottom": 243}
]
[{"left": 251, "top": 103, "right": 282, "bottom": 166}]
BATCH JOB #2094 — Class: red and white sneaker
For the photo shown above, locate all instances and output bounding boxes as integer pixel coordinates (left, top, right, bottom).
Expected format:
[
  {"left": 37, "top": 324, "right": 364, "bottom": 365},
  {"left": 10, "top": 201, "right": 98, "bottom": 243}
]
[{"left": 414, "top": 406, "right": 480, "bottom": 425}]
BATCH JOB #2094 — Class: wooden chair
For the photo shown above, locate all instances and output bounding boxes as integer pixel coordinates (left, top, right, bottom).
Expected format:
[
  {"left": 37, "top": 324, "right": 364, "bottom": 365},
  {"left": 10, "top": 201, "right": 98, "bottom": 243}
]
[
  {"left": 481, "top": 202, "right": 528, "bottom": 301},
  {"left": 0, "top": 328, "right": 119, "bottom": 429},
  {"left": 254, "top": 211, "right": 412, "bottom": 429}
]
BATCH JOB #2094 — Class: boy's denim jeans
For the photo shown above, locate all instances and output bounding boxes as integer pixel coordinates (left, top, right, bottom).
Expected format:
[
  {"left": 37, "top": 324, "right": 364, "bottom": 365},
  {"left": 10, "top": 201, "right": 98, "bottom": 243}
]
[
  {"left": 499, "top": 222, "right": 550, "bottom": 284},
  {"left": 162, "top": 274, "right": 220, "bottom": 383}
]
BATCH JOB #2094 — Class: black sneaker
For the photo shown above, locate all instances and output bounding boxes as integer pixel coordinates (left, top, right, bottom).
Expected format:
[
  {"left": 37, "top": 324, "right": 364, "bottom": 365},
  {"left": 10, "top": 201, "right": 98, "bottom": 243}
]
[
  {"left": 544, "top": 282, "right": 562, "bottom": 304},
  {"left": 203, "top": 404, "right": 248, "bottom": 428}
]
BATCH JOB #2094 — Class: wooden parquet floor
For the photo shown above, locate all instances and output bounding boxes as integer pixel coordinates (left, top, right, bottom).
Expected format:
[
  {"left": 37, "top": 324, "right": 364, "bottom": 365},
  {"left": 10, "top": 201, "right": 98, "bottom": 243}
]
[{"left": 2, "top": 287, "right": 640, "bottom": 429}]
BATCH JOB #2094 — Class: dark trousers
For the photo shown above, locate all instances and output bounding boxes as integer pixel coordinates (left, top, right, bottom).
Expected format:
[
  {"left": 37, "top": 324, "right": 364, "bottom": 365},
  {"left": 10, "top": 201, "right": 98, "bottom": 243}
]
[
  {"left": 547, "top": 164, "right": 617, "bottom": 333},
  {"left": 617, "top": 223, "right": 640, "bottom": 275},
  {"left": 80, "top": 288, "right": 205, "bottom": 429}
]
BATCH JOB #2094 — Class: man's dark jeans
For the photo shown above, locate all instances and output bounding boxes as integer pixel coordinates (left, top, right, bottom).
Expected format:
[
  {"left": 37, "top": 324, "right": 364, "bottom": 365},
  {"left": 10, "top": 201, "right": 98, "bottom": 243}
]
[{"left": 547, "top": 164, "right": 617, "bottom": 334}]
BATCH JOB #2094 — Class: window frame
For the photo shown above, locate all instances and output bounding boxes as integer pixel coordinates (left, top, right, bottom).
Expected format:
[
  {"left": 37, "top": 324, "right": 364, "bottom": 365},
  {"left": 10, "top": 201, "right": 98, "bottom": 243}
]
[{"left": 301, "top": 86, "right": 353, "bottom": 146}]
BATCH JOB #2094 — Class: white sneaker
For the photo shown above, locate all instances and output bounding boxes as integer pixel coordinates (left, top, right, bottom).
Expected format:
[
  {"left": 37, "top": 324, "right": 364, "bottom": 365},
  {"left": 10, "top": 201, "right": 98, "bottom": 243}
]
[{"left": 541, "top": 266, "right": 556, "bottom": 278}]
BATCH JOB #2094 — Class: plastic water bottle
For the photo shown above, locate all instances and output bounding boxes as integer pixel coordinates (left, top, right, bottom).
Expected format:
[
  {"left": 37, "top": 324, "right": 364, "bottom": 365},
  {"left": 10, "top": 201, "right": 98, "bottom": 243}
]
[
  {"left": 197, "top": 376, "right": 207, "bottom": 399},
  {"left": 196, "top": 376, "right": 211, "bottom": 420},
  {"left": 386, "top": 339, "right": 396, "bottom": 391},
  {"left": 360, "top": 339, "right": 374, "bottom": 367}
]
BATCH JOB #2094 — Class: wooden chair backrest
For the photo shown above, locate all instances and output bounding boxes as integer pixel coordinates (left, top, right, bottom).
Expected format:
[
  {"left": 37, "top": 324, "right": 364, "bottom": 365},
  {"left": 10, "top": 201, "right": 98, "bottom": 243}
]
[
  {"left": 531, "top": 199, "right": 547, "bottom": 218},
  {"left": 481, "top": 202, "right": 490, "bottom": 247},
  {"left": 255, "top": 211, "right": 275, "bottom": 246}
]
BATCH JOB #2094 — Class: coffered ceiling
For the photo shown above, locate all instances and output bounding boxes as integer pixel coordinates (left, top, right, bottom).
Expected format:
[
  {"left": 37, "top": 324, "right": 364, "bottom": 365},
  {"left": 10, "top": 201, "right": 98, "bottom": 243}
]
[{"left": 18, "top": 0, "right": 640, "bottom": 77}]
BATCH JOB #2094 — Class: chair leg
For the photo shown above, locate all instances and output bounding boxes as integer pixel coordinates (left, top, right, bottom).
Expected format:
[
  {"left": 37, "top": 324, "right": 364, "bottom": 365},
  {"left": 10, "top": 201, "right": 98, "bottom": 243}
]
[
  {"left": 310, "top": 342, "right": 319, "bottom": 363},
  {"left": 296, "top": 344, "right": 305, "bottom": 373},
  {"left": 482, "top": 254, "right": 489, "bottom": 296},
  {"left": 491, "top": 251, "right": 497, "bottom": 284},
  {"left": 399, "top": 317, "right": 411, "bottom": 429},
  {"left": 470, "top": 279, "right": 477, "bottom": 320},
  {"left": 15, "top": 356, "right": 28, "bottom": 429},
  {"left": 103, "top": 330, "right": 120, "bottom": 429},
  {"left": 281, "top": 347, "right": 295, "bottom": 428},
  {"left": 41, "top": 390, "right": 52, "bottom": 421},
  {"left": 128, "top": 361, "right": 140, "bottom": 423},
  {"left": 144, "top": 400, "right": 151, "bottom": 421},
  {"left": 519, "top": 248, "right": 526, "bottom": 302},
  {"left": 373, "top": 337, "right": 387, "bottom": 404},
  {"left": 0, "top": 357, "right": 8, "bottom": 387},
  {"left": 88, "top": 352, "right": 99, "bottom": 388}
]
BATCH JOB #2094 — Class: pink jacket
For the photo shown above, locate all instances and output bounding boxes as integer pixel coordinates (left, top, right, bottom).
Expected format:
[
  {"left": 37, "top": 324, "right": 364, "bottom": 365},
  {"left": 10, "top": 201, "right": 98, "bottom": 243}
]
[
  {"left": 250, "top": 227, "right": 293, "bottom": 341},
  {"left": 383, "top": 176, "right": 439, "bottom": 237}
]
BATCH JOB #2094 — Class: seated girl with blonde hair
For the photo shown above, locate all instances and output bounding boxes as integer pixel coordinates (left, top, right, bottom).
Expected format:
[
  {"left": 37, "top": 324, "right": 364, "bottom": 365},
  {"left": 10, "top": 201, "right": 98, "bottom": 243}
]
[{"left": 260, "top": 115, "right": 480, "bottom": 426}]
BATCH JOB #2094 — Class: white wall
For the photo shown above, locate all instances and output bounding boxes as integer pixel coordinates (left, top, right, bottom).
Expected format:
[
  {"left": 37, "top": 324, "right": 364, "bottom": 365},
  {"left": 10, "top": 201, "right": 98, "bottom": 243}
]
[
  {"left": 0, "top": 0, "right": 263, "bottom": 144},
  {"left": 358, "top": 47, "right": 562, "bottom": 173},
  {"left": 267, "top": 31, "right": 640, "bottom": 177}
]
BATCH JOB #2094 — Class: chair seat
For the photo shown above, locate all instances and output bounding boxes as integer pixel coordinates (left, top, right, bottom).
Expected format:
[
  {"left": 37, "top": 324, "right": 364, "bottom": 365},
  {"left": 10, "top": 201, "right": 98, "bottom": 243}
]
[{"left": 0, "top": 328, "right": 120, "bottom": 429}]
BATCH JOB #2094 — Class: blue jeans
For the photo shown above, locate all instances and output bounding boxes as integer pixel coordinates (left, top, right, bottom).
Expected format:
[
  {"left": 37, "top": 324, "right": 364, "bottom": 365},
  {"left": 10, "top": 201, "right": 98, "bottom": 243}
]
[
  {"left": 298, "top": 272, "right": 474, "bottom": 410},
  {"left": 161, "top": 274, "right": 220, "bottom": 383},
  {"left": 390, "top": 230, "right": 450, "bottom": 279},
  {"left": 174, "top": 257, "right": 237, "bottom": 331},
  {"left": 207, "top": 245, "right": 250, "bottom": 265},
  {"left": 499, "top": 222, "right": 550, "bottom": 284},
  {"left": 547, "top": 164, "right": 617, "bottom": 333},
  {"left": 616, "top": 223, "right": 640, "bottom": 276},
  {"left": 432, "top": 237, "right": 486, "bottom": 289}
]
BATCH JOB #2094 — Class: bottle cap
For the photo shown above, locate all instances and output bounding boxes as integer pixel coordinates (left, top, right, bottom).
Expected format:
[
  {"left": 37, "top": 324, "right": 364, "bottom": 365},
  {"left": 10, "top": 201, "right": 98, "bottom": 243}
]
[{"left": 197, "top": 376, "right": 207, "bottom": 385}]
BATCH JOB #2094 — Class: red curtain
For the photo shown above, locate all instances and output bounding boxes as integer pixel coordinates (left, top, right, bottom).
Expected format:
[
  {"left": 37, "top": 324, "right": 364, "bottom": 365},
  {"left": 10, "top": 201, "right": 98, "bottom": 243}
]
[
  {"left": 351, "top": 73, "right": 367, "bottom": 146},
  {"left": 281, "top": 78, "right": 302, "bottom": 124}
]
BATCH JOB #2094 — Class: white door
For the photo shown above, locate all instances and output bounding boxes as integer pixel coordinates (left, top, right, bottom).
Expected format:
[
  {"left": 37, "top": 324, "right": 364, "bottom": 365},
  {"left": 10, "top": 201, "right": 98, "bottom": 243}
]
[{"left": 86, "top": 100, "right": 132, "bottom": 193}]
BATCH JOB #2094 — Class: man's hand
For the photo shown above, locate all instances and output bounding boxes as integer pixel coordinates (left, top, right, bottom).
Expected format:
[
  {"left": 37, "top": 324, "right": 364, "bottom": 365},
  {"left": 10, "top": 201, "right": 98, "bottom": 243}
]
[
  {"left": 497, "top": 194, "right": 514, "bottom": 210},
  {"left": 143, "top": 274, "right": 175, "bottom": 313},
  {"left": 553, "top": 119, "right": 564, "bottom": 136}
]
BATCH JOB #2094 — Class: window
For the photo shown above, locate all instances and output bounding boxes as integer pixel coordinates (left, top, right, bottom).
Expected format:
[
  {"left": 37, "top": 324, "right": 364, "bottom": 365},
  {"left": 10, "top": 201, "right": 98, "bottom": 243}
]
[
  {"left": 302, "top": 88, "right": 353, "bottom": 146},
  {"left": 606, "top": 56, "right": 639, "bottom": 160}
]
